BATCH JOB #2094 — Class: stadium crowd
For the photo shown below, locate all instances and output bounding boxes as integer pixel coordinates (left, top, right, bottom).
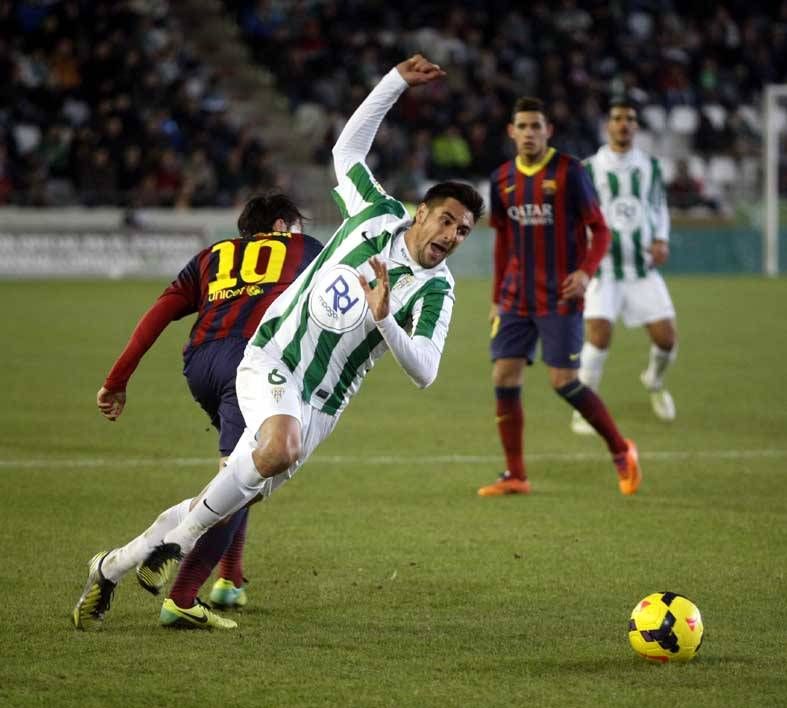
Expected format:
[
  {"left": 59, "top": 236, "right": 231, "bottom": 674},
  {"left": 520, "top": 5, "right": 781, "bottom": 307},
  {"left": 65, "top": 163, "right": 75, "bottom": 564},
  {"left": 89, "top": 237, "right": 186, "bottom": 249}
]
[
  {"left": 231, "top": 0, "right": 784, "bottom": 189},
  {"left": 1, "top": 0, "right": 280, "bottom": 207},
  {"left": 2, "top": 0, "right": 786, "bottom": 208}
]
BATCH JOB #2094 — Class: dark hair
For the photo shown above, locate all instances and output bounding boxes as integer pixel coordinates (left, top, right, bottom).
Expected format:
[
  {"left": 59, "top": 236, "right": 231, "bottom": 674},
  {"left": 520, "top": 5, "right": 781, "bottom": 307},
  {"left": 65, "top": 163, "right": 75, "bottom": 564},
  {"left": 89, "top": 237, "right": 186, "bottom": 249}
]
[
  {"left": 237, "top": 193, "right": 305, "bottom": 237},
  {"left": 422, "top": 181, "right": 485, "bottom": 222},
  {"left": 513, "top": 97, "right": 548, "bottom": 122},
  {"left": 608, "top": 95, "right": 640, "bottom": 115}
]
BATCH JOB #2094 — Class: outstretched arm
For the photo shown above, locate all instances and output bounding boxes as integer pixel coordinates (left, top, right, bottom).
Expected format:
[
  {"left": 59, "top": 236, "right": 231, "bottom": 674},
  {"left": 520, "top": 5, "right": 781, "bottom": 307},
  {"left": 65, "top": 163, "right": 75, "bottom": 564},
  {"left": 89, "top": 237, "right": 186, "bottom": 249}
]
[
  {"left": 98, "top": 291, "right": 192, "bottom": 420},
  {"left": 332, "top": 55, "right": 445, "bottom": 187}
]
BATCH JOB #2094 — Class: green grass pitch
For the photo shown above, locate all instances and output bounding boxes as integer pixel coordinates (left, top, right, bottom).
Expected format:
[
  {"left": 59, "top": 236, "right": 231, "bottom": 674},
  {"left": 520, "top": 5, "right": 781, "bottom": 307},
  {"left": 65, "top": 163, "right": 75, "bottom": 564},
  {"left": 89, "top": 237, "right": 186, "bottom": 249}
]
[{"left": 1, "top": 276, "right": 785, "bottom": 707}]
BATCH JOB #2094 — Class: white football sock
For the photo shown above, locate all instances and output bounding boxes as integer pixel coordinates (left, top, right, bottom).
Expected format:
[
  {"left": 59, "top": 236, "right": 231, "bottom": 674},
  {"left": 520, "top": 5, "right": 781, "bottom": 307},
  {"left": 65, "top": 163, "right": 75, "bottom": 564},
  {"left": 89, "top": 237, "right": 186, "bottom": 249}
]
[
  {"left": 100, "top": 498, "right": 192, "bottom": 583},
  {"left": 644, "top": 344, "right": 677, "bottom": 390},
  {"left": 163, "top": 449, "right": 267, "bottom": 556},
  {"left": 578, "top": 342, "right": 609, "bottom": 391}
]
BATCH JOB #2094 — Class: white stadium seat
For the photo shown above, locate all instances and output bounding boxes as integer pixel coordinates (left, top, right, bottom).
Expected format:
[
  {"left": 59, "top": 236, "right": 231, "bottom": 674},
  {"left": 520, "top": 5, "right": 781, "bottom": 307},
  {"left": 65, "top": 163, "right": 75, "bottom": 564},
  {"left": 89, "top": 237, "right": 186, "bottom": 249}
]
[
  {"left": 702, "top": 104, "right": 727, "bottom": 130},
  {"left": 708, "top": 156, "right": 737, "bottom": 186},
  {"left": 668, "top": 106, "right": 699, "bottom": 135},
  {"left": 635, "top": 129, "right": 655, "bottom": 153},
  {"left": 688, "top": 154, "right": 707, "bottom": 181},
  {"left": 642, "top": 104, "right": 667, "bottom": 133},
  {"left": 659, "top": 156, "right": 676, "bottom": 184},
  {"left": 737, "top": 105, "right": 761, "bottom": 133}
]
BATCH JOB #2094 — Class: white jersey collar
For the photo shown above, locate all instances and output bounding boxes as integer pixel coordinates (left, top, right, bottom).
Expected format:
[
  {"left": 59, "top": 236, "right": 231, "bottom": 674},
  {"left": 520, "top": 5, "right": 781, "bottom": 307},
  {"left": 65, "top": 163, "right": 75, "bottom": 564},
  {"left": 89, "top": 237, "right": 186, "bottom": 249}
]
[
  {"left": 598, "top": 144, "right": 640, "bottom": 170},
  {"left": 389, "top": 225, "right": 420, "bottom": 271}
]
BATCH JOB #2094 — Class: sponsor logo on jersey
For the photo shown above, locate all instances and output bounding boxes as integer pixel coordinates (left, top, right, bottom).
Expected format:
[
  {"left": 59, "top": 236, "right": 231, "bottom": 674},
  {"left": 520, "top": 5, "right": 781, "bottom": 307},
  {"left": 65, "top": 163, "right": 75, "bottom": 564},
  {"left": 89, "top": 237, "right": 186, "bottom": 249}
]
[
  {"left": 308, "top": 264, "right": 368, "bottom": 333},
  {"left": 507, "top": 203, "right": 554, "bottom": 226},
  {"left": 207, "top": 284, "right": 264, "bottom": 302},
  {"left": 608, "top": 196, "right": 643, "bottom": 231},
  {"left": 393, "top": 274, "right": 415, "bottom": 291}
]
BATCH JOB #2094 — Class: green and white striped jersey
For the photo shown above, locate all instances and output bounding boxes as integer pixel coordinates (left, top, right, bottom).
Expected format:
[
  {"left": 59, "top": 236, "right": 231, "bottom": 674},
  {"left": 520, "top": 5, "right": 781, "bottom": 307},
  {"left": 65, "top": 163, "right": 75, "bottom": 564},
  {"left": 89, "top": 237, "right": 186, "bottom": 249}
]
[
  {"left": 584, "top": 145, "right": 669, "bottom": 280},
  {"left": 250, "top": 161, "right": 455, "bottom": 417}
]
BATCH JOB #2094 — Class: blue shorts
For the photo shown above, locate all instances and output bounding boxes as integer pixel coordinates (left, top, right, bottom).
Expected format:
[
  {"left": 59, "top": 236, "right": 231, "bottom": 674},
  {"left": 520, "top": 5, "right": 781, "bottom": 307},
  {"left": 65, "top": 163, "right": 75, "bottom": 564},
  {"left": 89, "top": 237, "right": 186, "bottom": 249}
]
[
  {"left": 183, "top": 338, "right": 247, "bottom": 456},
  {"left": 490, "top": 311, "right": 583, "bottom": 369}
]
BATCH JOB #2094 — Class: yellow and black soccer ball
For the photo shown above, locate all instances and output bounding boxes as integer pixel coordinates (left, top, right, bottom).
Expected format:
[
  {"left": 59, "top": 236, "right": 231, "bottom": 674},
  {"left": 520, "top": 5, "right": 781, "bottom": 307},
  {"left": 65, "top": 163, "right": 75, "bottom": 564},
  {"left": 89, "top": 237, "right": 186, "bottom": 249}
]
[{"left": 628, "top": 592, "right": 704, "bottom": 662}]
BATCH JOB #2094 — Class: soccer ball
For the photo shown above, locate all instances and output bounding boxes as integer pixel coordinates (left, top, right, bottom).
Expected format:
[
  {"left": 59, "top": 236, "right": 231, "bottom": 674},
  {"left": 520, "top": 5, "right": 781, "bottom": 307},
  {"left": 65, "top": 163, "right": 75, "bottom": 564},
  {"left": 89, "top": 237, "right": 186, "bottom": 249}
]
[{"left": 628, "top": 592, "right": 704, "bottom": 663}]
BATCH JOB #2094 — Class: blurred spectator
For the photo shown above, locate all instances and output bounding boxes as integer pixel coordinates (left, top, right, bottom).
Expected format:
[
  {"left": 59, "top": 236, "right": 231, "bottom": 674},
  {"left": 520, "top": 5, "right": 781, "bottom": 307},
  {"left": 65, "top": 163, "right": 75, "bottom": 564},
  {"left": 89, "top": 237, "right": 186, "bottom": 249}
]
[
  {"left": 117, "top": 145, "right": 145, "bottom": 206},
  {"left": 154, "top": 148, "right": 183, "bottom": 207},
  {"left": 431, "top": 125, "right": 472, "bottom": 179},
  {"left": 80, "top": 146, "right": 117, "bottom": 206},
  {"left": 178, "top": 148, "right": 217, "bottom": 208},
  {"left": 667, "top": 158, "right": 720, "bottom": 213},
  {"left": 0, "top": 142, "right": 15, "bottom": 204}
]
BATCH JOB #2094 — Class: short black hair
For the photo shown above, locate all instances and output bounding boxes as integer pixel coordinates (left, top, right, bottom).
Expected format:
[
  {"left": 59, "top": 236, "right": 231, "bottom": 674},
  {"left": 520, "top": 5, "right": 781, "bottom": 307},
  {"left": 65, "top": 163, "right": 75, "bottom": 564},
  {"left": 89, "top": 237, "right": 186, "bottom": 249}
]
[
  {"left": 512, "top": 97, "right": 548, "bottom": 122},
  {"left": 237, "top": 193, "right": 305, "bottom": 237},
  {"left": 608, "top": 95, "right": 640, "bottom": 115},
  {"left": 422, "top": 181, "right": 485, "bottom": 222}
]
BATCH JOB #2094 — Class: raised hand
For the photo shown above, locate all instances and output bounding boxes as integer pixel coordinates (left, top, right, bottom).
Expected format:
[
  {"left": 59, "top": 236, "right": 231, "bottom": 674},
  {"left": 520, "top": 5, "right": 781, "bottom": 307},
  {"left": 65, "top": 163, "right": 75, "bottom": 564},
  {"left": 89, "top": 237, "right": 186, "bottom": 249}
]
[
  {"left": 358, "top": 258, "right": 390, "bottom": 322},
  {"left": 97, "top": 386, "right": 126, "bottom": 421},
  {"left": 396, "top": 54, "right": 446, "bottom": 86}
]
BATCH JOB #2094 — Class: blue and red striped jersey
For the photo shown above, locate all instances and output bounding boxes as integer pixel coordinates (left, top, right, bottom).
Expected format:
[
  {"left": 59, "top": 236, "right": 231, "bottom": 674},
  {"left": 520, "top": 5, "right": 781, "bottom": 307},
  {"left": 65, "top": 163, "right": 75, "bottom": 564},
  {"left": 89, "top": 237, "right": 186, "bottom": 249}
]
[
  {"left": 165, "top": 231, "right": 323, "bottom": 359},
  {"left": 489, "top": 148, "right": 609, "bottom": 317}
]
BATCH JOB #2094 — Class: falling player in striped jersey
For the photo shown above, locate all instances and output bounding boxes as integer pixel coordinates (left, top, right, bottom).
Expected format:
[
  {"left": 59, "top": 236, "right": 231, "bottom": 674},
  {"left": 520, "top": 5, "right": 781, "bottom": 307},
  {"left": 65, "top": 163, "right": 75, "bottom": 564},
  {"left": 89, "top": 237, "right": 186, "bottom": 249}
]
[
  {"left": 73, "top": 194, "right": 323, "bottom": 630},
  {"left": 104, "top": 54, "right": 483, "bottom": 628},
  {"left": 478, "top": 97, "right": 641, "bottom": 498},
  {"left": 571, "top": 97, "right": 677, "bottom": 435}
]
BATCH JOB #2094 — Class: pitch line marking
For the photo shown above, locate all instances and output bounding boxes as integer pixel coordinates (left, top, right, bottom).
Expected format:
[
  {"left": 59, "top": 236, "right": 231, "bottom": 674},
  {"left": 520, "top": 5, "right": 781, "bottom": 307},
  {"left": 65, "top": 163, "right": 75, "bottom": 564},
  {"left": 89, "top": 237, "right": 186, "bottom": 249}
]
[{"left": 0, "top": 449, "right": 785, "bottom": 469}]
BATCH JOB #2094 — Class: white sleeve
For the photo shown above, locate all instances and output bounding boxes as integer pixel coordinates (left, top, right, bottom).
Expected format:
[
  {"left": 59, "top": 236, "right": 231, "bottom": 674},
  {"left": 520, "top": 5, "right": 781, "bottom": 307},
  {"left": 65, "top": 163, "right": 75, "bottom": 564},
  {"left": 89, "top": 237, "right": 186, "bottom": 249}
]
[
  {"left": 374, "top": 314, "right": 442, "bottom": 389},
  {"left": 331, "top": 68, "right": 408, "bottom": 219},
  {"left": 652, "top": 158, "right": 670, "bottom": 242}
]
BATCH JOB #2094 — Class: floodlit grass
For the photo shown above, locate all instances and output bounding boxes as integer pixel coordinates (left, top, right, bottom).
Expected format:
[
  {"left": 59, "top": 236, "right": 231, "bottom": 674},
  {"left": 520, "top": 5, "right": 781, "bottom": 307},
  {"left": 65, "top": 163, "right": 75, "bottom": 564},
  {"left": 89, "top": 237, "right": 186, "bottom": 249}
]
[{"left": 1, "top": 276, "right": 786, "bottom": 707}]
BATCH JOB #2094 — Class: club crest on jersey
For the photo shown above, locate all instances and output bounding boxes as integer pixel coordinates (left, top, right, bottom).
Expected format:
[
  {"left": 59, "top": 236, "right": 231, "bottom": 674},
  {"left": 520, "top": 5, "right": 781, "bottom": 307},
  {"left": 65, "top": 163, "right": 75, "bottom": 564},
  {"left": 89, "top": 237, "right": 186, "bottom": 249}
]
[
  {"left": 608, "top": 196, "right": 643, "bottom": 231},
  {"left": 308, "top": 264, "right": 368, "bottom": 333}
]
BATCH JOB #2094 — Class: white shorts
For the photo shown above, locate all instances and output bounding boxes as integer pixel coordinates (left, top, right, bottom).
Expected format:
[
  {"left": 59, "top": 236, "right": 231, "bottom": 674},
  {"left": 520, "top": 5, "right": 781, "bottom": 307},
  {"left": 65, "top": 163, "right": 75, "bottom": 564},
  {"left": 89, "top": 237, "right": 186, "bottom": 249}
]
[
  {"left": 583, "top": 271, "right": 676, "bottom": 328},
  {"left": 226, "top": 345, "right": 340, "bottom": 498}
]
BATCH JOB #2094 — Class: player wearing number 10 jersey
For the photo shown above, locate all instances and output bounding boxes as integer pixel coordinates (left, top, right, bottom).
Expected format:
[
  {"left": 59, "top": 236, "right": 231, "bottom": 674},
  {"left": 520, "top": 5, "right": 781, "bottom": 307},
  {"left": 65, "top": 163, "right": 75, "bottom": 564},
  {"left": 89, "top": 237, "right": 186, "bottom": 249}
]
[{"left": 73, "top": 194, "right": 322, "bottom": 631}]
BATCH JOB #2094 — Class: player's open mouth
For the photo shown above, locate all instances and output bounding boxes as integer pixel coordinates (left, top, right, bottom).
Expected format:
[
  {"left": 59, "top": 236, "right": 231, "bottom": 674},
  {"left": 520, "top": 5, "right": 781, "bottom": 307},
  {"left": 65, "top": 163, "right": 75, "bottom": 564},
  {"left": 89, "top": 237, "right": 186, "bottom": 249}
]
[{"left": 429, "top": 242, "right": 447, "bottom": 258}]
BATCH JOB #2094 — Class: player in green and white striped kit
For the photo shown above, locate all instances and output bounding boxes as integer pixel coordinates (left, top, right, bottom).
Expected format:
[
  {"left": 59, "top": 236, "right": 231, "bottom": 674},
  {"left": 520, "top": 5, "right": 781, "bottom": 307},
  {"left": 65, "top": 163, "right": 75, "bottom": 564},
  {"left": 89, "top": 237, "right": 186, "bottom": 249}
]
[
  {"left": 125, "top": 55, "right": 484, "bottom": 615},
  {"left": 572, "top": 97, "right": 677, "bottom": 435}
]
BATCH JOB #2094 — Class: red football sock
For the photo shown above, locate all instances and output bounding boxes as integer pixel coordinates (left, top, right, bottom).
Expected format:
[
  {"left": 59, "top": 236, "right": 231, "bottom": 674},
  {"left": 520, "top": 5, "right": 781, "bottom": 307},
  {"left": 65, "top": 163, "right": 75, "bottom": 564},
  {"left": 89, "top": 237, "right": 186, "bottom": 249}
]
[
  {"left": 218, "top": 511, "right": 248, "bottom": 587},
  {"left": 557, "top": 381, "right": 627, "bottom": 454},
  {"left": 169, "top": 508, "right": 248, "bottom": 607},
  {"left": 169, "top": 555, "right": 213, "bottom": 609},
  {"left": 495, "top": 387, "right": 526, "bottom": 479}
]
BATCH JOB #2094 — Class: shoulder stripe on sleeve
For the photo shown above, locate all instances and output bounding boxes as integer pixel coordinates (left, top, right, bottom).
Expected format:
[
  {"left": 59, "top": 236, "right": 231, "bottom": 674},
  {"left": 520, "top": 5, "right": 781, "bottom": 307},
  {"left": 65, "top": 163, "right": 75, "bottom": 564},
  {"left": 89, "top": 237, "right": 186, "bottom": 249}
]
[
  {"left": 347, "top": 162, "right": 391, "bottom": 205},
  {"left": 332, "top": 188, "right": 349, "bottom": 220}
]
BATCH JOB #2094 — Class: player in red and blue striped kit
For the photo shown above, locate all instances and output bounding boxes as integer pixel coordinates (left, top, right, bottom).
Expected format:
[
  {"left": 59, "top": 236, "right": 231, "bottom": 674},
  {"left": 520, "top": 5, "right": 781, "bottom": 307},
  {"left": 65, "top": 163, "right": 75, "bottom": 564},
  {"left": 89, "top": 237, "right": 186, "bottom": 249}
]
[
  {"left": 478, "top": 98, "right": 642, "bottom": 498},
  {"left": 73, "top": 194, "right": 322, "bottom": 630}
]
